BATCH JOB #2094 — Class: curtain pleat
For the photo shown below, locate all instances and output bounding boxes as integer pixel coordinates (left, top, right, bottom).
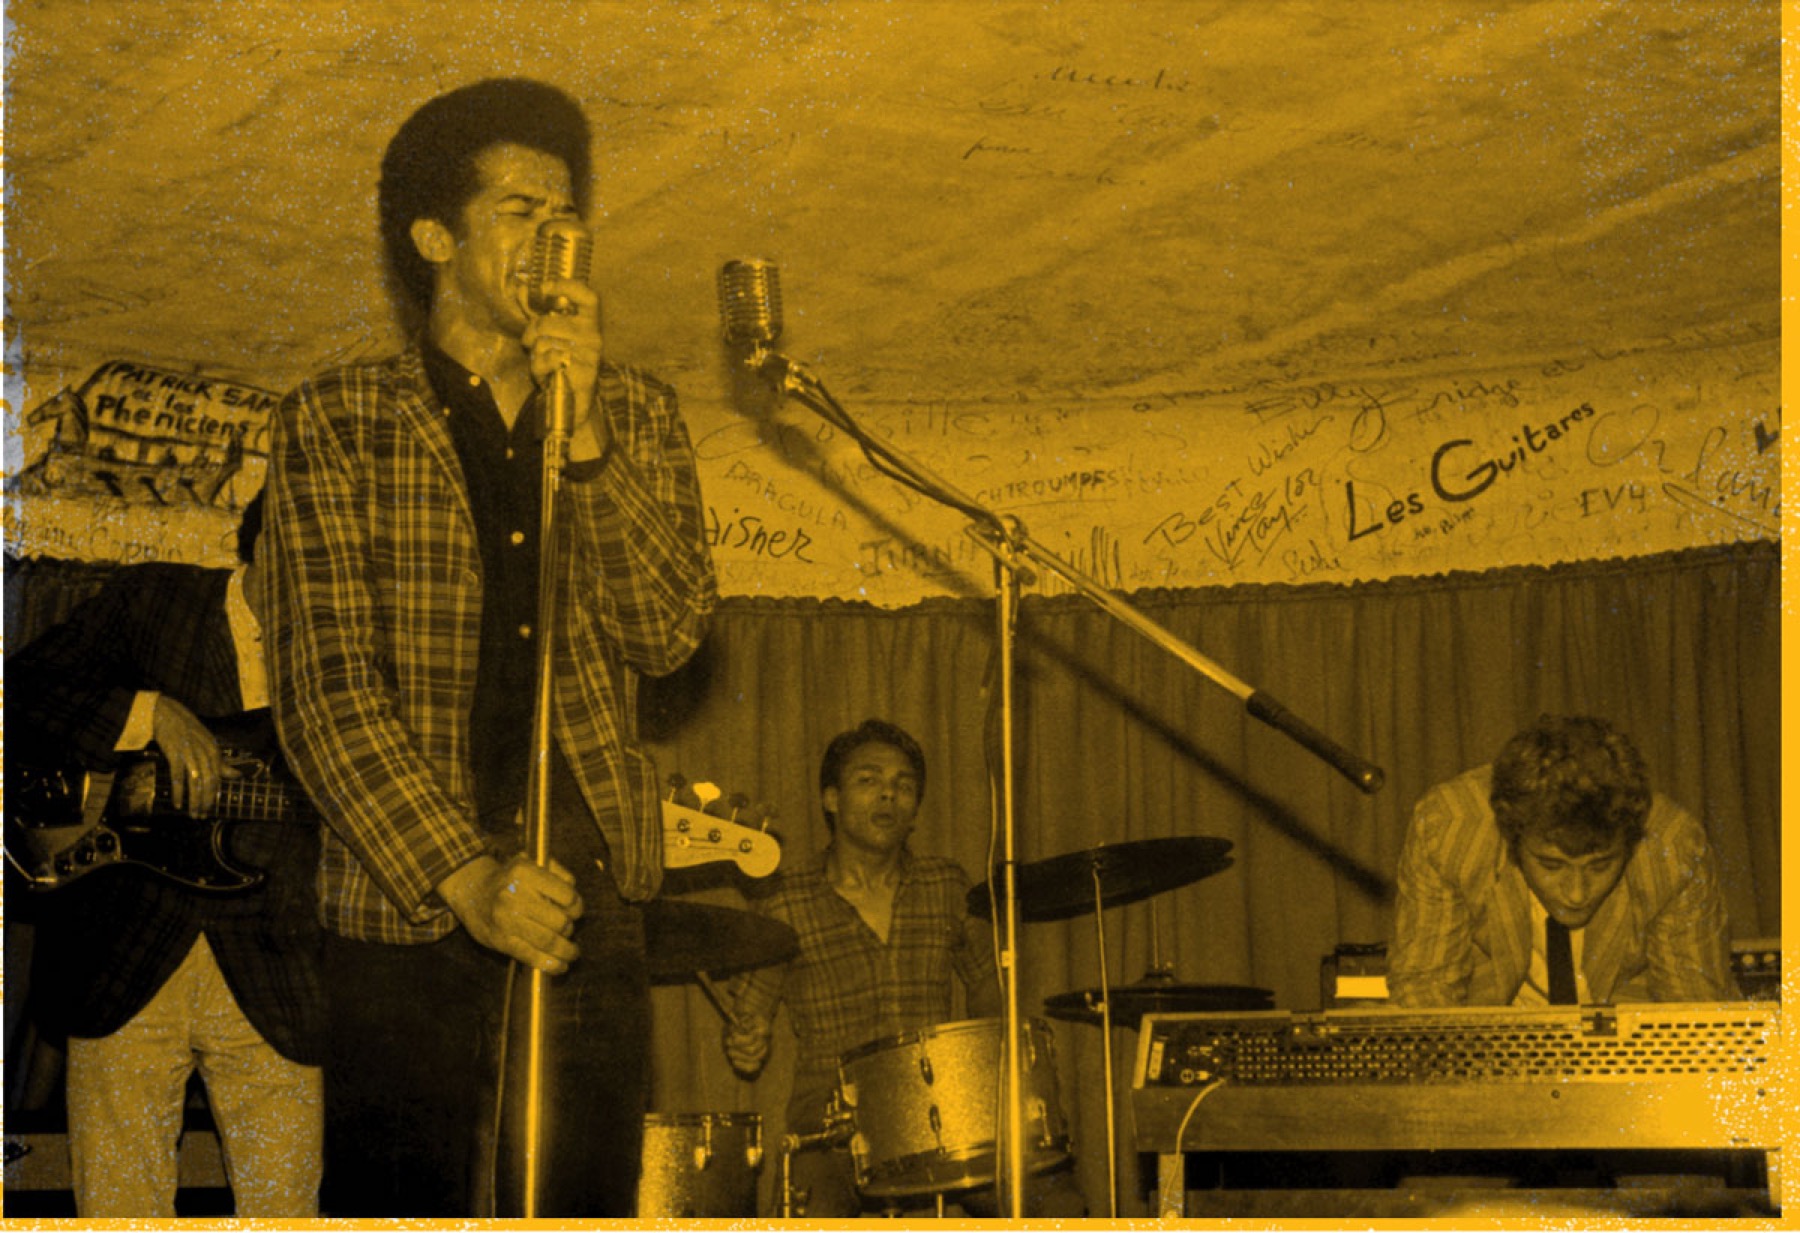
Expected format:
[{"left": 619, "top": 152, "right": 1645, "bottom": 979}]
[{"left": 643, "top": 540, "right": 1778, "bottom": 1216}]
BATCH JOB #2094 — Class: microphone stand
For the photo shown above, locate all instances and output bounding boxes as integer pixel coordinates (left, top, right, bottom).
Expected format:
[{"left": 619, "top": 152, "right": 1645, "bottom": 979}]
[
  {"left": 518, "top": 365, "right": 577, "bottom": 1218},
  {"left": 736, "top": 345, "right": 1385, "bottom": 1217}
]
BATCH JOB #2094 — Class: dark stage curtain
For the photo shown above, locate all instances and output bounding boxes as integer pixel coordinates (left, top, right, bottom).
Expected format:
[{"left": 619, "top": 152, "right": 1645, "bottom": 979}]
[
  {"left": 641, "top": 540, "right": 1779, "bottom": 1216},
  {"left": 4, "top": 543, "right": 1780, "bottom": 1215}
]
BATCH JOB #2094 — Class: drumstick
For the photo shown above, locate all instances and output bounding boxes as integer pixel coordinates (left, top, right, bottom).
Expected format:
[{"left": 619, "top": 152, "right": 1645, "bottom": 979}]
[{"left": 695, "top": 970, "right": 741, "bottom": 1026}]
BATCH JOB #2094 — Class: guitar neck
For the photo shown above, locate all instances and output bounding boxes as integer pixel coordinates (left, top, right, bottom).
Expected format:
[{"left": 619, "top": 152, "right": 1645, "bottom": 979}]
[
  {"left": 151, "top": 755, "right": 311, "bottom": 825},
  {"left": 216, "top": 776, "right": 310, "bottom": 824}
]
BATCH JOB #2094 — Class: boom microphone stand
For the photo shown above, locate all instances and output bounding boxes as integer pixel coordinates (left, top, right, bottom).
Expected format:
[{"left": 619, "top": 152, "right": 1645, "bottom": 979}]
[{"left": 723, "top": 267, "right": 1384, "bottom": 1216}]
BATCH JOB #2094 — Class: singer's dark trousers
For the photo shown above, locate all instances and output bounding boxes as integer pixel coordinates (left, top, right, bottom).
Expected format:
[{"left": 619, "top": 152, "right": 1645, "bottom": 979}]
[{"left": 319, "top": 751, "right": 649, "bottom": 1217}]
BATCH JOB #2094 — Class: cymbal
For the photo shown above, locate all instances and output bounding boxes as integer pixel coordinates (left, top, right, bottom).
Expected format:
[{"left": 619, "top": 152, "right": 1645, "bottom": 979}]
[
  {"left": 966, "top": 837, "right": 1234, "bottom": 922},
  {"left": 642, "top": 900, "right": 798, "bottom": 984},
  {"left": 1043, "top": 981, "right": 1275, "bottom": 1028}
]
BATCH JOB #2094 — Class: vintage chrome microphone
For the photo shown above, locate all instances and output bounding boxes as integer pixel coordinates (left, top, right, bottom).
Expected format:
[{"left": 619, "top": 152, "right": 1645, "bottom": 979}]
[
  {"left": 527, "top": 217, "right": 595, "bottom": 435},
  {"left": 717, "top": 258, "right": 782, "bottom": 350}
]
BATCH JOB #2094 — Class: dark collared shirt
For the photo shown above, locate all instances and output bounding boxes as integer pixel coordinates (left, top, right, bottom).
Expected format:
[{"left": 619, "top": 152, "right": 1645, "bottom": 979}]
[{"left": 422, "top": 341, "right": 542, "bottom": 832}]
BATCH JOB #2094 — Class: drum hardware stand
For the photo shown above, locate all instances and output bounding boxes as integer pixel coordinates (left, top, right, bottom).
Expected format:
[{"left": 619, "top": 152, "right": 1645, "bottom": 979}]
[
  {"left": 1142, "top": 895, "right": 1176, "bottom": 982},
  {"left": 1078, "top": 880, "right": 1177, "bottom": 1215},
  {"left": 778, "top": 1151, "right": 805, "bottom": 1219},
  {"left": 778, "top": 1108, "right": 854, "bottom": 1217},
  {"left": 731, "top": 321, "right": 1387, "bottom": 1218},
  {"left": 1088, "top": 865, "right": 1121, "bottom": 1216}
]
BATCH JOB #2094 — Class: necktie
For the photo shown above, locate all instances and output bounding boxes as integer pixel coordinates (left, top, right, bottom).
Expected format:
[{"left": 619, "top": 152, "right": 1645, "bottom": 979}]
[{"left": 1545, "top": 917, "right": 1578, "bottom": 1004}]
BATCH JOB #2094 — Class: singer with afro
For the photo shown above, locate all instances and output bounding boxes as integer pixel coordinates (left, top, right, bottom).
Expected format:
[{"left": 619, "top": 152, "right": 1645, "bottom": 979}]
[{"left": 265, "top": 77, "right": 717, "bottom": 1217}]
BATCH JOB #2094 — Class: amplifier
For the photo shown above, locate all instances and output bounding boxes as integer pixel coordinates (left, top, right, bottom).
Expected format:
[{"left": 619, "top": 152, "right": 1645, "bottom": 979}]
[
  {"left": 1732, "top": 937, "right": 1781, "bottom": 1001},
  {"left": 1132, "top": 1002, "right": 1781, "bottom": 1215}
]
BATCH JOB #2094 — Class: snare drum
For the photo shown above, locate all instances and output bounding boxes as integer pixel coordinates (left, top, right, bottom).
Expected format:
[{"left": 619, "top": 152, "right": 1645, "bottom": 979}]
[
  {"left": 635, "top": 1112, "right": 763, "bottom": 1217},
  {"left": 836, "top": 1017, "right": 1070, "bottom": 1197}
]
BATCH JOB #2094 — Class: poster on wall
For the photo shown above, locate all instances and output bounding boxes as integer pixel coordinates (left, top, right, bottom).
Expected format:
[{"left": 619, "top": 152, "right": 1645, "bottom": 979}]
[{"left": 5, "top": 359, "right": 277, "bottom": 567}]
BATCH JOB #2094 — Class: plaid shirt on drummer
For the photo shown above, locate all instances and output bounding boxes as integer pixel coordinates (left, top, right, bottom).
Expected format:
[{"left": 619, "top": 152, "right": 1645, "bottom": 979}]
[
  {"left": 735, "top": 847, "right": 1001, "bottom": 1113},
  {"left": 265, "top": 345, "right": 716, "bottom": 943}
]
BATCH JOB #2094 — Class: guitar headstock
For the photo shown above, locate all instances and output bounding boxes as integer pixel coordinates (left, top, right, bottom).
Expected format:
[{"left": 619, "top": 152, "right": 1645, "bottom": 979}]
[{"left": 661, "top": 776, "right": 781, "bottom": 878}]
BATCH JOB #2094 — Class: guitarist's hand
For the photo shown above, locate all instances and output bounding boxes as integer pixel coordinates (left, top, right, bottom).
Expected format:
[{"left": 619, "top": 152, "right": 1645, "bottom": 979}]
[
  {"left": 437, "top": 854, "right": 584, "bottom": 974},
  {"left": 152, "top": 696, "right": 223, "bottom": 816}
]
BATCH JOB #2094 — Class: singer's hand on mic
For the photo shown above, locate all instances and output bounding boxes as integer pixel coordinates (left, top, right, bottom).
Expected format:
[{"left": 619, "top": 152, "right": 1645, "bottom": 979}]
[{"left": 522, "top": 278, "right": 609, "bottom": 458}]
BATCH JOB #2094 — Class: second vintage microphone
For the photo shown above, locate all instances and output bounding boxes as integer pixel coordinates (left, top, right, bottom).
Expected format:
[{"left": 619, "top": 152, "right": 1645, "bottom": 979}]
[
  {"left": 717, "top": 258, "right": 783, "bottom": 371},
  {"left": 528, "top": 218, "right": 595, "bottom": 434}
]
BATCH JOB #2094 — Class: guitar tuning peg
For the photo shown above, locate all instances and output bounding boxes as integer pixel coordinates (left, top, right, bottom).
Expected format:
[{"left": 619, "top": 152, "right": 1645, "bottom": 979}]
[
  {"left": 726, "top": 792, "right": 751, "bottom": 819},
  {"left": 692, "top": 781, "right": 723, "bottom": 811},
  {"left": 666, "top": 772, "right": 688, "bottom": 797}
]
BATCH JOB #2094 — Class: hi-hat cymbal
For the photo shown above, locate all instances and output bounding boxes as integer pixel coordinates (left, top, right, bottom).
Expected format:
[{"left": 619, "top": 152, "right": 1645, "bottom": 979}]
[
  {"left": 966, "top": 837, "right": 1234, "bottom": 922},
  {"left": 1043, "top": 981, "right": 1275, "bottom": 1028},
  {"left": 642, "top": 899, "right": 798, "bottom": 984}
]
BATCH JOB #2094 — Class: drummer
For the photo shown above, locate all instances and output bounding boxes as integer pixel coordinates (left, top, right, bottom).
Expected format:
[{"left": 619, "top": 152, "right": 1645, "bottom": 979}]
[{"left": 723, "top": 719, "right": 1083, "bottom": 1217}]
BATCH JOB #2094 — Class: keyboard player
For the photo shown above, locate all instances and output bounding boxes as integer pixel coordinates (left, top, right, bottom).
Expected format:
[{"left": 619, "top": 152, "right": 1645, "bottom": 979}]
[{"left": 1387, "top": 715, "right": 1734, "bottom": 1007}]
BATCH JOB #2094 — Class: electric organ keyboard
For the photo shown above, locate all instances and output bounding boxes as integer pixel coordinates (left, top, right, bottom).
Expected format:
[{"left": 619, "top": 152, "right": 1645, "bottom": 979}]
[{"left": 1132, "top": 1002, "right": 1781, "bottom": 1217}]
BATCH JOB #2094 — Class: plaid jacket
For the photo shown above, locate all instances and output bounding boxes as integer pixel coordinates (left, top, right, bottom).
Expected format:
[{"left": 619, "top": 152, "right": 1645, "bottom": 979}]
[
  {"left": 266, "top": 346, "right": 716, "bottom": 943},
  {"left": 9, "top": 564, "right": 325, "bottom": 1064},
  {"left": 1387, "top": 765, "right": 1734, "bottom": 1007}
]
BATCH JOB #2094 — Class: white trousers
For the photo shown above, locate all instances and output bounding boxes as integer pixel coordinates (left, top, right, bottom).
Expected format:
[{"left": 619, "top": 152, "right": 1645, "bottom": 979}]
[{"left": 65, "top": 934, "right": 322, "bottom": 1217}]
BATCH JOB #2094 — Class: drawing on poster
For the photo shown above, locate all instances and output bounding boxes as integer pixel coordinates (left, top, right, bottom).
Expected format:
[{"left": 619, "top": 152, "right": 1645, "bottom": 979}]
[{"left": 7, "top": 360, "right": 277, "bottom": 564}]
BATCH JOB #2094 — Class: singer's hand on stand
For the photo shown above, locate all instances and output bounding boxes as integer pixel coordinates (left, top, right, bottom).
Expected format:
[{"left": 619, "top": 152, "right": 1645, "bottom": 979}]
[
  {"left": 522, "top": 277, "right": 609, "bottom": 460},
  {"left": 437, "top": 853, "right": 585, "bottom": 973}
]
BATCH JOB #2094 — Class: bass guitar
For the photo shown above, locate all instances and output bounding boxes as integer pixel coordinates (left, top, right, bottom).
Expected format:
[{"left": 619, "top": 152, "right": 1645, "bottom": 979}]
[
  {"left": 5, "top": 743, "right": 312, "bottom": 894},
  {"left": 8, "top": 755, "right": 787, "bottom": 893},
  {"left": 661, "top": 777, "right": 781, "bottom": 878}
]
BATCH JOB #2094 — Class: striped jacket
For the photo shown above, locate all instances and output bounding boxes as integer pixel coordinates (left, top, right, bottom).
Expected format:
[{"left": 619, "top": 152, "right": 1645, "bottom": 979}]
[
  {"left": 266, "top": 346, "right": 716, "bottom": 943},
  {"left": 1387, "top": 765, "right": 1733, "bottom": 1007}
]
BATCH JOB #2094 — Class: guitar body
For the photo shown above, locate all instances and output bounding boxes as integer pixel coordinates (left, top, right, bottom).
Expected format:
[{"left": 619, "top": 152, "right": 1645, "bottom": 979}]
[{"left": 6, "top": 743, "right": 310, "bottom": 894}]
